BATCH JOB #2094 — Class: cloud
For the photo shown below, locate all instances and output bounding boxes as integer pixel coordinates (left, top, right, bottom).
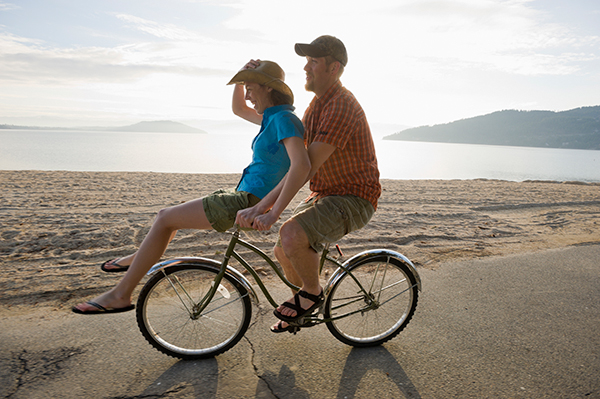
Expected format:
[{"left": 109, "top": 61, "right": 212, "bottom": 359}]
[
  {"left": 222, "top": 0, "right": 599, "bottom": 77},
  {"left": 115, "top": 14, "right": 200, "bottom": 41},
  {"left": 0, "top": 31, "right": 228, "bottom": 85},
  {"left": 0, "top": 1, "right": 19, "bottom": 11}
]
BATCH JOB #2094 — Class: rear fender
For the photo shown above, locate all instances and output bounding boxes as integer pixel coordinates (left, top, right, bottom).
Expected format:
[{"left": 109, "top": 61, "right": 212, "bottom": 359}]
[{"left": 325, "top": 249, "right": 422, "bottom": 296}]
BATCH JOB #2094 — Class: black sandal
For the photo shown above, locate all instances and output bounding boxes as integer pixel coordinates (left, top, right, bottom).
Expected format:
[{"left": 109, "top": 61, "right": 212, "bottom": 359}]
[
  {"left": 100, "top": 258, "right": 130, "bottom": 273},
  {"left": 270, "top": 321, "right": 298, "bottom": 334},
  {"left": 273, "top": 289, "right": 324, "bottom": 323}
]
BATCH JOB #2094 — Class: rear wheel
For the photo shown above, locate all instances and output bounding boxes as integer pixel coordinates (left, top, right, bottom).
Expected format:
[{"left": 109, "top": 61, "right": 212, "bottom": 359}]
[
  {"left": 136, "top": 263, "right": 252, "bottom": 359},
  {"left": 324, "top": 256, "right": 418, "bottom": 347}
]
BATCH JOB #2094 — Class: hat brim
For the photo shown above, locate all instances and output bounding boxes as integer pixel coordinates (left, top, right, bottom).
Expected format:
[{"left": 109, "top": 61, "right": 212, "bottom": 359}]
[
  {"left": 227, "top": 69, "right": 293, "bottom": 102},
  {"left": 295, "top": 43, "right": 329, "bottom": 58}
]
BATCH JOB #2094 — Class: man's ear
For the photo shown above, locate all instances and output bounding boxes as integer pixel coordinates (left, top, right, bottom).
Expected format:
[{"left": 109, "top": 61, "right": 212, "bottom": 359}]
[{"left": 330, "top": 61, "right": 340, "bottom": 75}]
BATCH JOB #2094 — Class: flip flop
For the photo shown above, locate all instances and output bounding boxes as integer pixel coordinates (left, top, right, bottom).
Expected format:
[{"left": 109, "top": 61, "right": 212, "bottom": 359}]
[
  {"left": 273, "top": 289, "right": 324, "bottom": 323},
  {"left": 100, "top": 258, "right": 130, "bottom": 273},
  {"left": 72, "top": 301, "right": 135, "bottom": 315}
]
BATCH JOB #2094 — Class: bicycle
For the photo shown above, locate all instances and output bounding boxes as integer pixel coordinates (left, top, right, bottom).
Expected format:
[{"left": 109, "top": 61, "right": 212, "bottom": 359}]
[{"left": 135, "top": 228, "right": 422, "bottom": 360}]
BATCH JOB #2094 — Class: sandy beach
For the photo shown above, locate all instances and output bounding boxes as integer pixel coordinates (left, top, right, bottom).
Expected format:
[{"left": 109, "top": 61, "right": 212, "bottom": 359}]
[{"left": 1, "top": 170, "right": 599, "bottom": 314}]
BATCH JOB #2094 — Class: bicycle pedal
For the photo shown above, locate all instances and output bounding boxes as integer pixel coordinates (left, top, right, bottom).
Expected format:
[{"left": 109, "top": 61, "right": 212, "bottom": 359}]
[{"left": 290, "top": 318, "right": 316, "bottom": 328}]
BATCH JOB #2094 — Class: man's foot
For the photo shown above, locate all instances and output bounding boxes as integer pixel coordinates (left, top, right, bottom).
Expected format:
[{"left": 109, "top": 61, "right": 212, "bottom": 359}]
[
  {"left": 273, "top": 289, "right": 324, "bottom": 322},
  {"left": 100, "top": 258, "right": 130, "bottom": 273},
  {"left": 270, "top": 320, "right": 296, "bottom": 333}
]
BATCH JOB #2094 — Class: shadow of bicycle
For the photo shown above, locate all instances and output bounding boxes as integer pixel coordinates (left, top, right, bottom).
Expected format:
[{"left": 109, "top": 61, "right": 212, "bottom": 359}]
[
  {"left": 132, "top": 345, "right": 419, "bottom": 398},
  {"left": 336, "top": 346, "right": 421, "bottom": 399},
  {"left": 135, "top": 357, "right": 219, "bottom": 398}
]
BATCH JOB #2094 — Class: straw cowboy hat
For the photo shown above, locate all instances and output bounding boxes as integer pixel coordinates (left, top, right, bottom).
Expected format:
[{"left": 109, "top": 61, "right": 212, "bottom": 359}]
[{"left": 227, "top": 60, "right": 293, "bottom": 103}]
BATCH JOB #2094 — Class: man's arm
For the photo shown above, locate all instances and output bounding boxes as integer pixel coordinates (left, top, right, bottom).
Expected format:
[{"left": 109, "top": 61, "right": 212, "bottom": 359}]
[
  {"left": 305, "top": 141, "right": 336, "bottom": 181},
  {"left": 235, "top": 140, "right": 336, "bottom": 229},
  {"left": 235, "top": 136, "right": 311, "bottom": 230},
  {"left": 256, "top": 140, "right": 336, "bottom": 208}
]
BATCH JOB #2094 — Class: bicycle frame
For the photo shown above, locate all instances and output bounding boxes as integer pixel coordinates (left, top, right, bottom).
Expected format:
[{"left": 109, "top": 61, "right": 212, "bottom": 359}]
[{"left": 146, "top": 229, "right": 421, "bottom": 324}]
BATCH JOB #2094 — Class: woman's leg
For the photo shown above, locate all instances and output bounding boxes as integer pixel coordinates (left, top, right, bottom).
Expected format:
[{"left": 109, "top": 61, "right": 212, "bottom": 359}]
[
  {"left": 102, "top": 230, "right": 177, "bottom": 270},
  {"left": 73, "top": 198, "right": 213, "bottom": 311}
]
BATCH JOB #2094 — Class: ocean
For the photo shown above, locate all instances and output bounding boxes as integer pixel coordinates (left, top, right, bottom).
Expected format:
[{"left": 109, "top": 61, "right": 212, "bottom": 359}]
[{"left": 1, "top": 129, "right": 599, "bottom": 182}]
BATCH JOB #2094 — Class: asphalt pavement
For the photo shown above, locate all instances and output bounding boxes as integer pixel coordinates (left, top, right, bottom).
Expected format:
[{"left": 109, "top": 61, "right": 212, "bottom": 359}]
[{"left": 1, "top": 244, "right": 599, "bottom": 399}]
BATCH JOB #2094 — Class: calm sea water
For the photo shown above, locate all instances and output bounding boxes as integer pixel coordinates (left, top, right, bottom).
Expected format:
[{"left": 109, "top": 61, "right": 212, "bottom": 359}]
[{"left": 1, "top": 129, "right": 599, "bottom": 182}]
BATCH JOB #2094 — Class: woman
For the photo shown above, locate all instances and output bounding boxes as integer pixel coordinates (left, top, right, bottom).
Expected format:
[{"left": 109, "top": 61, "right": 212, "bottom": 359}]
[{"left": 73, "top": 60, "right": 310, "bottom": 314}]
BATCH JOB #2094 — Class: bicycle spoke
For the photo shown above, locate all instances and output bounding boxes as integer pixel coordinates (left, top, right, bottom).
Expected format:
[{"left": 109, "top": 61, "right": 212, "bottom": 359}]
[
  {"left": 325, "top": 257, "right": 419, "bottom": 347},
  {"left": 137, "top": 265, "right": 252, "bottom": 359}
]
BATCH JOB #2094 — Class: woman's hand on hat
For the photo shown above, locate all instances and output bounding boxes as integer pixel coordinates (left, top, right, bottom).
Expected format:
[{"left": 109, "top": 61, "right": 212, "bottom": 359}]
[{"left": 241, "top": 59, "right": 260, "bottom": 71}]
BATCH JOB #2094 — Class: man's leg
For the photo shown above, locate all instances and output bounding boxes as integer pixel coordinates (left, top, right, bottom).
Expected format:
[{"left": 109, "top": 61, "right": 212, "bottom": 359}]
[{"left": 275, "top": 218, "right": 322, "bottom": 318}]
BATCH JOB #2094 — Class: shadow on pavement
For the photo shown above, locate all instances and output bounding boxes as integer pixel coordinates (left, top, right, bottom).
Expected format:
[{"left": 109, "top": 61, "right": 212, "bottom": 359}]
[
  {"left": 336, "top": 346, "right": 421, "bottom": 399},
  {"left": 137, "top": 357, "right": 219, "bottom": 398}
]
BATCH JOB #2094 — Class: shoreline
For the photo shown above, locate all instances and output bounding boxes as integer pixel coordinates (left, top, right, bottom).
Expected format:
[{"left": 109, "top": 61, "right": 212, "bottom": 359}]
[
  {"left": 3, "top": 168, "right": 600, "bottom": 182},
  {"left": 2, "top": 168, "right": 600, "bottom": 187},
  {"left": 1, "top": 170, "right": 599, "bottom": 314}
]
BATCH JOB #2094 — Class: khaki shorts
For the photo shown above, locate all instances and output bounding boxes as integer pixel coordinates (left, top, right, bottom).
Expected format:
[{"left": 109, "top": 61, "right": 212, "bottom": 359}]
[
  {"left": 202, "top": 189, "right": 261, "bottom": 232},
  {"left": 284, "top": 195, "right": 375, "bottom": 252}
]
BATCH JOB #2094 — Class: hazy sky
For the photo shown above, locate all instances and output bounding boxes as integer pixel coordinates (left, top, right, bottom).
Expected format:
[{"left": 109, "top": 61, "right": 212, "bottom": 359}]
[{"left": 1, "top": 0, "right": 599, "bottom": 134}]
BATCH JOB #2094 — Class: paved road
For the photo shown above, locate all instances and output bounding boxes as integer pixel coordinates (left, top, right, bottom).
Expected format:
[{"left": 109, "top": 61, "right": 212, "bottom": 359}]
[{"left": 2, "top": 244, "right": 599, "bottom": 398}]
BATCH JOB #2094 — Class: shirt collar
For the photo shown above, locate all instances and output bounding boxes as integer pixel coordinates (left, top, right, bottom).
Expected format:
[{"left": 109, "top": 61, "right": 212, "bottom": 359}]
[
  {"left": 316, "top": 80, "right": 343, "bottom": 105},
  {"left": 262, "top": 104, "right": 295, "bottom": 120}
]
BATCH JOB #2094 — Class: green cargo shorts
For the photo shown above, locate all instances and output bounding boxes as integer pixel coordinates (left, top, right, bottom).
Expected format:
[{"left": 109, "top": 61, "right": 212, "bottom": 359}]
[
  {"left": 283, "top": 195, "right": 375, "bottom": 253},
  {"left": 202, "top": 189, "right": 261, "bottom": 232}
]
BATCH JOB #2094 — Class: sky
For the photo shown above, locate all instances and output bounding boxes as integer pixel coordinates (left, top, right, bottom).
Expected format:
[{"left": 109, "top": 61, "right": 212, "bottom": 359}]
[{"left": 1, "top": 0, "right": 599, "bottom": 137}]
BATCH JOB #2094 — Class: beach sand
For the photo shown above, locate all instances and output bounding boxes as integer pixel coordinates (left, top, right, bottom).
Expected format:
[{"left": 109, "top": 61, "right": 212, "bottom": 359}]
[{"left": 1, "top": 171, "right": 599, "bottom": 314}]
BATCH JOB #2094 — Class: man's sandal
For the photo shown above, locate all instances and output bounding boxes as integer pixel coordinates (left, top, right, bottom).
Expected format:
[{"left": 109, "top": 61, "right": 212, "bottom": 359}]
[
  {"left": 273, "top": 289, "right": 324, "bottom": 323},
  {"left": 270, "top": 321, "right": 298, "bottom": 334}
]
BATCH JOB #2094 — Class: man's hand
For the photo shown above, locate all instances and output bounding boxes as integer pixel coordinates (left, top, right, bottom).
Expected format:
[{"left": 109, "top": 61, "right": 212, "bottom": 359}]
[
  {"left": 251, "top": 212, "right": 278, "bottom": 231},
  {"left": 235, "top": 206, "right": 260, "bottom": 229},
  {"left": 235, "top": 206, "right": 278, "bottom": 231}
]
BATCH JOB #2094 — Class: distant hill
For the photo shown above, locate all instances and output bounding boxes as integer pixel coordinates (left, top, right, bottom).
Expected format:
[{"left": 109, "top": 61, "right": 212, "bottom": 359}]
[
  {"left": 0, "top": 120, "right": 207, "bottom": 134},
  {"left": 108, "top": 120, "right": 206, "bottom": 133},
  {"left": 384, "top": 106, "right": 600, "bottom": 150}
]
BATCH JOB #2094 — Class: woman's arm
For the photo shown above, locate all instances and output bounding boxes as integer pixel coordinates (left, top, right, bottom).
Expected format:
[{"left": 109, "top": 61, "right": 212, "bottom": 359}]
[
  {"left": 231, "top": 59, "right": 263, "bottom": 125},
  {"left": 232, "top": 84, "right": 262, "bottom": 125},
  {"left": 235, "top": 136, "right": 311, "bottom": 230}
]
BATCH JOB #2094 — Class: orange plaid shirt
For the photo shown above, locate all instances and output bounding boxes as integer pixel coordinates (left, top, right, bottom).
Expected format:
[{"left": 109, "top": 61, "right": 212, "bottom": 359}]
[{"left": 303, "top": 80, "right": 381, "bottom": 209}]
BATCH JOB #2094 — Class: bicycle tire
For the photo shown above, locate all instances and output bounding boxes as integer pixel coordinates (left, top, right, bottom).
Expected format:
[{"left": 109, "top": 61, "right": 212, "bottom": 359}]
[
  {"left": 136, "top": 263, "right": 252, "bottom": 360},
  {"left": 324, "top": 255, "right": 418, "bottom": 347}
]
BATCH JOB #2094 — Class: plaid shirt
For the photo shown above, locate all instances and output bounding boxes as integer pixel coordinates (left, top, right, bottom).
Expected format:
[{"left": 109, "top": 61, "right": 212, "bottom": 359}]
[{"left": 303, "top": 80, "right": 381, "bottom": 209}]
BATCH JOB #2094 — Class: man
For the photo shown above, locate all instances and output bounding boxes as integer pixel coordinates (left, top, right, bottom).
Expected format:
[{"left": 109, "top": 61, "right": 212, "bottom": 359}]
[{"left": 270, "top": 35, "right": 381, "bottom": 332}]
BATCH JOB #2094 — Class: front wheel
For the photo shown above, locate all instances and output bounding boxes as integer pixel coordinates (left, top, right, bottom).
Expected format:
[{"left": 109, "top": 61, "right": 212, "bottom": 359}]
[
  {"left": 324, "top": 255, "right": 419, "bottom": 347},
  {"left": 136, "top": 263, "right": 252, "bottom": 359}
]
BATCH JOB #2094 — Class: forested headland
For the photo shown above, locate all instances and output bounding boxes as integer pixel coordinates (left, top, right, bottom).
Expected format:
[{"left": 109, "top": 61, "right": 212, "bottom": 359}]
[{"left": 384, "top": 106, "right": 600, "bottom": 150}]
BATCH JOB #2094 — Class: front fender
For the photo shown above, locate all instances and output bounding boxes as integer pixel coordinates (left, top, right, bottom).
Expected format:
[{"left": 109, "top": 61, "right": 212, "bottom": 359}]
[
  {"left": 325, "top": 249, "right": 422, "bottom": 295},
  {"left": 147, "top": 257, "right": 259, "bottom": 303}
]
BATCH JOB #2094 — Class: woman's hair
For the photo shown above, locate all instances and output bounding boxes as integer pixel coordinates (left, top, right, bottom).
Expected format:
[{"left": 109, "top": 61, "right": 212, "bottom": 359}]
[{"left": 269, "top": 88, "right": 293, "bottom": 106}]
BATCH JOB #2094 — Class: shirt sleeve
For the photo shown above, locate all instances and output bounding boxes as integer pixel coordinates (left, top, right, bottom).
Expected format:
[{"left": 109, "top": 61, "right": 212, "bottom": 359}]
[
  {"left": 275, "top": 111, "right": 304, "bottom": 143},
  {"left": 313, "top": 97, "right": 359, "bottom": 150}
]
